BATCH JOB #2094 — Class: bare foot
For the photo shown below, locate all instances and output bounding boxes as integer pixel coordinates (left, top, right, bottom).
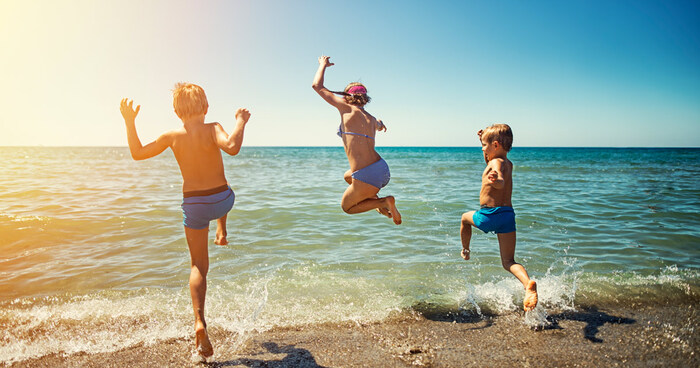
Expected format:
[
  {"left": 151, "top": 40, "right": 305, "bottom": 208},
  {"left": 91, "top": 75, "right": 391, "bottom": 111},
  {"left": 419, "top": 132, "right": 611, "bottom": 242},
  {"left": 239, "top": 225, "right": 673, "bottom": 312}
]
[
  {"left": 376, "top": 207, "right": 392, "bottom": 218},
  {"left": 523, "top": 280, "right": 538, "bottom": 311},
  {"left": 214, "top": 232, "right": 228, "bottom": 246},
  {"left": 385, "top": 196, "right": 402, "bottom": 225},
  {"left": 371, "top": 195, "right": 392, "bottom": 218},
  {"left": 195, "top": 325, "right": 213, "bottom": 358},
  {"left": 461, "top": 248, "right": 470, "bottom": 260}
]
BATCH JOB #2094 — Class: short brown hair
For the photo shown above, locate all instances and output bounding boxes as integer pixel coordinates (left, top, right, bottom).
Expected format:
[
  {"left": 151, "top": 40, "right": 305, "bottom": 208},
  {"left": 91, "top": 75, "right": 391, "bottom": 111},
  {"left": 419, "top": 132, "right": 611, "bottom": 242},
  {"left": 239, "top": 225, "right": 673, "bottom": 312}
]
[
  {"left": 481, "top": 124, "right": 513, "bottom": 152},
  {"left": 173, "top": 82, "right": 209, "bottom": 119},
  {"left": 343, "top": 82, "right": 371, "bottom": 106}
]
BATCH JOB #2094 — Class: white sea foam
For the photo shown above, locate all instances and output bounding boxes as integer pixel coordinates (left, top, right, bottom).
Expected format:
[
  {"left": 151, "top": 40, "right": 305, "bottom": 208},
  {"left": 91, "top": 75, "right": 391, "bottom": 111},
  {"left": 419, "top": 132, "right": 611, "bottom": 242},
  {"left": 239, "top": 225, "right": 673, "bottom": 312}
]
[{"left": 1, "top": 264, "right": 698, "bottom": 364}]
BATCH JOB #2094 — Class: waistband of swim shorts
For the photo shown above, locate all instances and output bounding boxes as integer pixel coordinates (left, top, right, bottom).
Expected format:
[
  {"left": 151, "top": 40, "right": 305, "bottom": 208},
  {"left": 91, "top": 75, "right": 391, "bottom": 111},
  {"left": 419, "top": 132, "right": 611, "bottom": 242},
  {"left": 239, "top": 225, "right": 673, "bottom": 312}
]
[
  {"left": 479, "top": 205, "right": 514, "bottom": 211},
  {"left": 183, "top": 184, "right": 230, "bottom": 198}
]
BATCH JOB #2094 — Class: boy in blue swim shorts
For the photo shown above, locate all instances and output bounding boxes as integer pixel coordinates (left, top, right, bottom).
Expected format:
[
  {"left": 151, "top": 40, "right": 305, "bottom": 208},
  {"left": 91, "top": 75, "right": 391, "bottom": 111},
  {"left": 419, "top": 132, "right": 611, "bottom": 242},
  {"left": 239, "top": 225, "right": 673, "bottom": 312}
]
[
  {"left": 460, "top": 124, "right": 538, "bottom": 312},
  {"left": 120, "top": 83, "right": 251, "bottom": 359}
]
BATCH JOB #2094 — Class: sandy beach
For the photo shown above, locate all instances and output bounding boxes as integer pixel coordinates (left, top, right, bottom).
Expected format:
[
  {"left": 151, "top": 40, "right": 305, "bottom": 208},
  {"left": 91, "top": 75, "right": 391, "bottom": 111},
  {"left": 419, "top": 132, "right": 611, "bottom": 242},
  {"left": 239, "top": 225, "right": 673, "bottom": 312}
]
[{"left": 8, "top": 298, "right": 697, "bottom": 368}]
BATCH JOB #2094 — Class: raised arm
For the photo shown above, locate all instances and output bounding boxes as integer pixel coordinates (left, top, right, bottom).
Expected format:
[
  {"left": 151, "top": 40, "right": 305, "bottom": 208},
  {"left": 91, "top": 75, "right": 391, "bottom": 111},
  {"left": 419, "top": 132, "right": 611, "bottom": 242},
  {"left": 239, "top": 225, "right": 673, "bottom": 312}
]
[
  {"left": 214, "top": 108, "right": 251, "bottom": 156},
  {"left": 312, "top": 56, "right": 346, "bottom": 109},
  {"left": 120, "top": 98, "right": 171, "bottom": 160}
]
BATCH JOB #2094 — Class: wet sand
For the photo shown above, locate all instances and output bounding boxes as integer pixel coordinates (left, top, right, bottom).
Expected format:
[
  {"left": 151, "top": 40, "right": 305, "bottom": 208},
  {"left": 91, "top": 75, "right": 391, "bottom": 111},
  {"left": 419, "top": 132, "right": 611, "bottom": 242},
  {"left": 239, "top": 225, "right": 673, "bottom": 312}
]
[{"left": 9, "top": 300, "right": 698, "bottom": 367}]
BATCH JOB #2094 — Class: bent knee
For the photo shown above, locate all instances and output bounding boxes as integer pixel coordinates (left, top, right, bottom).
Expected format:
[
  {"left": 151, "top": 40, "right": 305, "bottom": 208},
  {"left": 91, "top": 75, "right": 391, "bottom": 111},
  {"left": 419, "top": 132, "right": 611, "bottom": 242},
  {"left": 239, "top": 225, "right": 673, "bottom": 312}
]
[
  {"left": 501, "top": 260, "right": 517, "bottom": 270},
  {"left": 340, "top": 203, "right": 352, "bottom": 214},
  {"left": 461, "top": 212, "right": 474, "bottom": 224}
]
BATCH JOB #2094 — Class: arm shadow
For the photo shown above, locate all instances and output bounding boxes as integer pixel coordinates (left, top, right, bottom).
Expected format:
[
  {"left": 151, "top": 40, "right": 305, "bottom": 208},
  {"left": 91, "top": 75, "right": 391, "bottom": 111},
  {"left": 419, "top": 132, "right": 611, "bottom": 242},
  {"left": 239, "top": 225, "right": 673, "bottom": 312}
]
[
  {"left": 546, "top": 305, "right": 636, "bottom": 343},
  {"left": 209, "top": 342, "right": 327, "bottom": 368}
]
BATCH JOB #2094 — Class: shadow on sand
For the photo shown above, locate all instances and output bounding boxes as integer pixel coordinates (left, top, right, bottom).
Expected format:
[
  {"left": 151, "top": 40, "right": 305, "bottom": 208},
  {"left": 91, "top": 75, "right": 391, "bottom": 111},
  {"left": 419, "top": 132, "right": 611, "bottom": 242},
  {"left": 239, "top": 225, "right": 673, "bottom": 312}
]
[
  {"left": 413, "top": 301, "right": 636, "bottom": 342},
  {"left": 410, "top": 301, "right": 495, "bottom": 329},
  {"left": 208, "top": 342, "right": 326, "bottom": 368},
  {"left": 548, "top": 306, "right": 636, "bottom": 343}
]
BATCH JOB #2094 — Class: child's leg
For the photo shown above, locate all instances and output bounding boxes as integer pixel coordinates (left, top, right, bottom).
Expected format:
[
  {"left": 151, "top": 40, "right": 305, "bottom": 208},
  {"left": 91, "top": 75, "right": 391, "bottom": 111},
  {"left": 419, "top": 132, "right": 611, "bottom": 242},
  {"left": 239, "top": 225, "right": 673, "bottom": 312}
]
[
  {"left": 497, "top": 232, "right": 538, "bottom": 311},
  {"left": 345, "top": 170, "right": 390, "bottom": 218},
  {"left": 214, "top": 214, "right": 228, "bottom": 246},
  {"left": 341, "top": 180, "right": 401, "bottom": 224},
  {"left": 184, "top": 226, "right": 214, "bottom": 357},
  {"left": 460, "top": 211, "right": 476, "bottom": 260}
]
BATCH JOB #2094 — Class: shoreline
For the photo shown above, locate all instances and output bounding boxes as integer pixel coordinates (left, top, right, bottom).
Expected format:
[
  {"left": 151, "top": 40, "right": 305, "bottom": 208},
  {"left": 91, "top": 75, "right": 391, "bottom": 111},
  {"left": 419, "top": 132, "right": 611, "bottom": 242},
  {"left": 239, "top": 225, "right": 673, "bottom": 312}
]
[{"left": 8, "top": 299, "right": 698, "bottom": 367}]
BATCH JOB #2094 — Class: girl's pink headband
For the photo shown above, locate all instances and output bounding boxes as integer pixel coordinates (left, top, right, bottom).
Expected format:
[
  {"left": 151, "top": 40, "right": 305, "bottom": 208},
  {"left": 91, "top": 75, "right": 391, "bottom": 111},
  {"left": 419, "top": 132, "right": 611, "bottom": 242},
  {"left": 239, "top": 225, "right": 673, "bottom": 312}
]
[{"left": 347, "top": 85, "right": 367, "bottom": 95}]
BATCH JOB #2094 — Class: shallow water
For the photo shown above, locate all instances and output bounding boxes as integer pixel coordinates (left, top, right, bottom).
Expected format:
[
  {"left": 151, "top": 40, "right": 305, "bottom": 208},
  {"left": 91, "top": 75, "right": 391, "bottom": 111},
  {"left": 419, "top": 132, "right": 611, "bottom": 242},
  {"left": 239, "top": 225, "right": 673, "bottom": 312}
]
[{"left": 1, "top": 146, "right": 698, "bottom": 363}]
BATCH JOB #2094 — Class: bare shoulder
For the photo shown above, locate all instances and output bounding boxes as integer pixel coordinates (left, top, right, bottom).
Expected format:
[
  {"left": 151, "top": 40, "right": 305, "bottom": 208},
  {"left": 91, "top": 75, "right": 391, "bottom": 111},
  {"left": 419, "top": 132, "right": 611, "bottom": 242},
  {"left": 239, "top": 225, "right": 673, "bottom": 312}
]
[
  {"left": 159, "top": 128, "right": 182, "bottom": 140},
  {"left": 363, "top": 109, "right": 378, "bottom": 122},
  {"left": 489, "top": 157, "right": 506, "bottom": 168},
  {"left": 337, "top": 101, "right": 353, "bottom": 113}
]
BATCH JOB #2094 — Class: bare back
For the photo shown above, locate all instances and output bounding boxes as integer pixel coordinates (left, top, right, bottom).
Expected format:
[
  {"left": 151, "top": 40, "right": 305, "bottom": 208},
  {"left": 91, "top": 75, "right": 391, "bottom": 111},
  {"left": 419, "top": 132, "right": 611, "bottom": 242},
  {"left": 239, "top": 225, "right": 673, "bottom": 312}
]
[
  {"left": 339, "top": 106, "right": 381, "bottom": 171},
  {"left": 480, "top": 158, "right": 513, "bottom": 207},
  {"left": 170, "top": 123, "right": 228, "bottom": 193}
]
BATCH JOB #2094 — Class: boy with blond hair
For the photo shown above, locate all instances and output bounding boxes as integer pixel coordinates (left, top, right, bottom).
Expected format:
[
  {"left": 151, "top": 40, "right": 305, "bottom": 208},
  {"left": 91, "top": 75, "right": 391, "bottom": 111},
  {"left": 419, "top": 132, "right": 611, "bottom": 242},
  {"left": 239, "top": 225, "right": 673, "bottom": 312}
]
[
  {"left": 120, "top": 82, "right": 251, "bottom": 358},
  {"left": 460, "top": 124, "right": 538, "bottom": 311}
]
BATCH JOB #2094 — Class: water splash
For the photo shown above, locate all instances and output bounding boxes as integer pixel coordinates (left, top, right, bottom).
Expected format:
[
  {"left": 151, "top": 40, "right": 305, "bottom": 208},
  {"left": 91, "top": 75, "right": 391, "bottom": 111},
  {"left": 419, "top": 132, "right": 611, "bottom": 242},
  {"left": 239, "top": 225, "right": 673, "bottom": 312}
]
[
  {"left": 524, "top": 306, "right": 550, "bottom": 330},
  {"left": 455, "top": 254, "right": 582, "bottom": 317}
]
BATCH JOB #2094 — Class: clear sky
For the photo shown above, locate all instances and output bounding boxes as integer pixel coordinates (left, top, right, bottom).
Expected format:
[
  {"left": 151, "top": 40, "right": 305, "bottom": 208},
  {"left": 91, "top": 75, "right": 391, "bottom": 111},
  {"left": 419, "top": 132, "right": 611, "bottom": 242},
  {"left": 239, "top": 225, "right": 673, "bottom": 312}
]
[{"left": 0, "top": 0, "right": 698, "bottom": 147}]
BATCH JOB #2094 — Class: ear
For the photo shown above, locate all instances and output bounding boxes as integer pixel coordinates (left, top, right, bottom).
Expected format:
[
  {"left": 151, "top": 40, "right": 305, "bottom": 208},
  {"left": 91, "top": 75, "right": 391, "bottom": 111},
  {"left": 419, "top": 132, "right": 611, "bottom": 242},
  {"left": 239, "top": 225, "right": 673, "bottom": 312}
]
[{"left": 493, "top": 141, "right": 500, "bottom": 149}]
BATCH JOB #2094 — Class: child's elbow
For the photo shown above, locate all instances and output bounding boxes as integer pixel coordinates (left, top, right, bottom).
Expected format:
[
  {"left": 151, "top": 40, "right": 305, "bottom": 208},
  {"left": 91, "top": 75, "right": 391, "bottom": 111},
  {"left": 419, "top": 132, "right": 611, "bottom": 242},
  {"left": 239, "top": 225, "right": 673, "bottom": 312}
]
[
  {"left": 224, "top": 145, "right": 240, "bottom": 156},
  {"left": 130, "top": 150, "right": 145, "bottom": 161}
]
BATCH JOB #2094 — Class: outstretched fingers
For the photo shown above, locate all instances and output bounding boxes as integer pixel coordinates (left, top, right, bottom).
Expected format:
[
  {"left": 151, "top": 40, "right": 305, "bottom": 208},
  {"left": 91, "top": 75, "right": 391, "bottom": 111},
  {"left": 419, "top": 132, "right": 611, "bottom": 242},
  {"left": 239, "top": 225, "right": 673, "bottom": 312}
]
[
  {"left": 119, "top": 98, "right": 140, "bottom": 119},
  {"left": 318, "top": 55, "right": 334, "bottom": 67}
]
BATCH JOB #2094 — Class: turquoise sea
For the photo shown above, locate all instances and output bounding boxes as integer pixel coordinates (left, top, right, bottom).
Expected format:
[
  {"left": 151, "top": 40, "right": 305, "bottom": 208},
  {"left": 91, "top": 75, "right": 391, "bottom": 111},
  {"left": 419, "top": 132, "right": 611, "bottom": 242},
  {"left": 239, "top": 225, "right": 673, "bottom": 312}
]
[{"left": 1, "top": 146, "right": 698, "bottom": 363}]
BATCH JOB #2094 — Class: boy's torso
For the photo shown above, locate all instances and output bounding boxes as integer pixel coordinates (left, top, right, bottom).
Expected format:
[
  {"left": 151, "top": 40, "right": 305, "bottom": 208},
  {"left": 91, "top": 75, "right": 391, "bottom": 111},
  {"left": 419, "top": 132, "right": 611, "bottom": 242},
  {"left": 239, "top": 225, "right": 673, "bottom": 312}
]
[
  {"left": 479, "top": 158, "right": 513, "bottom": 208},
  {"left": 170, "top": 123, "right": 228, "bottom": 193}
]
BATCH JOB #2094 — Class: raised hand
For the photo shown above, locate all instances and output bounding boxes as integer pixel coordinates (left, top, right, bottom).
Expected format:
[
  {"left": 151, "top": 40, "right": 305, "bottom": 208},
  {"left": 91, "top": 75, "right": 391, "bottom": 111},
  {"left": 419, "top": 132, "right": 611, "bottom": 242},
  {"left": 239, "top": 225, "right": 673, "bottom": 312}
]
[
  {"left": 377, "top": 119, "right": 387, "bottom": 132},
  {"left": 318, "top": 55, "right": 334, "bottom": 68},
  {"left": 120, "top": 98, "right": 140, "bottom": 122},
  {"left": 235, "top": 108, "right": 251, "bottom": 123}
]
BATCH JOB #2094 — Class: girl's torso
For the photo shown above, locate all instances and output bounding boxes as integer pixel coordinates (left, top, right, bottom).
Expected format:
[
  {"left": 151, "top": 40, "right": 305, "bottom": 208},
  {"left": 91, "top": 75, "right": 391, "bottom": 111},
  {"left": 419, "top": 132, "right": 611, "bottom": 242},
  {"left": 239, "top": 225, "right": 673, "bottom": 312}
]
[{"left": 338, "top": 106, "right": 381, "bottom": 171}]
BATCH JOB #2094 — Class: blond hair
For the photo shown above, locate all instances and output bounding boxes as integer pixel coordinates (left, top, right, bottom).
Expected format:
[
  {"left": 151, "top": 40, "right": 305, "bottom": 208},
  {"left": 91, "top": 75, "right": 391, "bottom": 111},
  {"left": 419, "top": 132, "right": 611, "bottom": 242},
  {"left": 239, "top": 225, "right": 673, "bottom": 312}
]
[
  {"left": 344, "top": 82, "right": 370, "bottom": 106},
  {"left": 481, "top": 124, "right": 513, "bottom": 152},
  {"left": 173, "top": 82, "right": 208, "bottom": 119},
  {"left": 330, "top": 82, "right": 371, "bottom": 106}
]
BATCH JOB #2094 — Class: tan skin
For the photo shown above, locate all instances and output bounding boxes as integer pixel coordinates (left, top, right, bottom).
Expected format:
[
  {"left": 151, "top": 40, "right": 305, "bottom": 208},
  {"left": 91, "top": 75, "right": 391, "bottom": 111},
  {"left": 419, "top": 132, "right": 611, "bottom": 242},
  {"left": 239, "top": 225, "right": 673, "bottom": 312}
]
[
  {"left": 459, "top": 129, "right": 538, "bottom": 311},
  {"left": 120, "top": 98, "right": 251, "bottom": 357},
  {"left": 312, "top": 56, "right": 401, "bottom": 224}
]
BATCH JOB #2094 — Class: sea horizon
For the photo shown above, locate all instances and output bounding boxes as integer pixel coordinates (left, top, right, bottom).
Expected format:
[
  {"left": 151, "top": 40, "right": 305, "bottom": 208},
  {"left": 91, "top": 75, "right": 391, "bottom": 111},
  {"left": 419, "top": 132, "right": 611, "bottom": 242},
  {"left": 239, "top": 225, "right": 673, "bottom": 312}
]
[{"left": 2, "top": 145, "right": 700, "bottom": 149}]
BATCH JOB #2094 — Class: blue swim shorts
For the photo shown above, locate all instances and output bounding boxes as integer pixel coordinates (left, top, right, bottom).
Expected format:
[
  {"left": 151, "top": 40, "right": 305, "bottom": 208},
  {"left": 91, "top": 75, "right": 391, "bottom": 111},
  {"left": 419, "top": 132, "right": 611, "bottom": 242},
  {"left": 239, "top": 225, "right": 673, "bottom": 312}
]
[
  {"left": 181, "top": 186, "right": 235, "bottom": 230},
  {"left": 352, "top": 158, "right": 391, "bottom": 189},
  {"left": 472, "top": 206, "right": 516, "bottom": 234}
]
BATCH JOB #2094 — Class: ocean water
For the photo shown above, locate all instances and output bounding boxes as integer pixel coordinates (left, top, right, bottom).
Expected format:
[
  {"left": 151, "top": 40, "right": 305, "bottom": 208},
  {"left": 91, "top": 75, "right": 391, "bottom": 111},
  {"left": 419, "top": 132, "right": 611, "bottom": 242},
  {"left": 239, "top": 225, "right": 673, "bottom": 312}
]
[{"left": 1, "top": 146, "right": 698, "bottom": 363}]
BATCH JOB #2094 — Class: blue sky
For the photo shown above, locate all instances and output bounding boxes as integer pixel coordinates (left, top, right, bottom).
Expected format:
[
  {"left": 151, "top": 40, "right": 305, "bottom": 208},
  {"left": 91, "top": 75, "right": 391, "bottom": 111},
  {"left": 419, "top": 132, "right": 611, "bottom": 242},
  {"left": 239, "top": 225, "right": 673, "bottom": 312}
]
[{"left": 0, "top": 0, "right": 698, "bottom": 147}]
